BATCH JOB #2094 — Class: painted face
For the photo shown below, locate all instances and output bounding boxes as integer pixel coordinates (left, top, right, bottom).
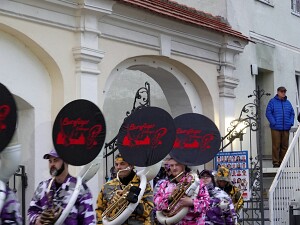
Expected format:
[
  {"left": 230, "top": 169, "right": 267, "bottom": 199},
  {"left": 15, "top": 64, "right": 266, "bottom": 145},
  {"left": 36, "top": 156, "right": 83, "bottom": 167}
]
[
  {"left": 115, "top": 160, "right": 132, "bottom": 179},
  {"left": 168, "top": 159, "right": 185, "bottom": 178},
  {"left": 48, "top": 156, "right": 65, "bottom": 176}
]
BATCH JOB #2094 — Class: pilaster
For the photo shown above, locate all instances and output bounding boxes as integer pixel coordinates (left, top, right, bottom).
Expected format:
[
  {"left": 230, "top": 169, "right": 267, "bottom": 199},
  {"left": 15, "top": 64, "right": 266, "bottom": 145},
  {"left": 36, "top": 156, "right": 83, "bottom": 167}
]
[
  {"left": 73, "top": 1, "right": 115, "bottom": 103},
  {"left": 217, "top": 37, "right": 247, "bottom": 140}
]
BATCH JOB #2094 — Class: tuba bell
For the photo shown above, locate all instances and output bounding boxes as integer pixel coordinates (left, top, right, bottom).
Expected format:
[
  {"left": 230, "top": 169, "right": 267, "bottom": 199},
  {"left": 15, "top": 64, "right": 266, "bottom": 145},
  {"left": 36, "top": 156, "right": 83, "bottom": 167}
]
[{"left": 156, "top": 171, "right": 200, "bottom": 225}]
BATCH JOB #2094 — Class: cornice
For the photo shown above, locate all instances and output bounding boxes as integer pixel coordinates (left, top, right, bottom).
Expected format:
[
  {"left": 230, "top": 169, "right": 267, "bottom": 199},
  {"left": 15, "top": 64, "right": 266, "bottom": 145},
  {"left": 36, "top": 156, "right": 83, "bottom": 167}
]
[
  {"left": 0, "top": 0, "right": 115, "bottom": 30},
  {"left": 250, "top": 31, "right": 300, "bottom": 53}
]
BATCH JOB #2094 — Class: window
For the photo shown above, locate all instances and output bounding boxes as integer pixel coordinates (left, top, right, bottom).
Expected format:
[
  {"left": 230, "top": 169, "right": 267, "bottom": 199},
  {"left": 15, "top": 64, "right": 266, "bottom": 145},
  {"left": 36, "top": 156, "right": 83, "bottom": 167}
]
[
  {"left": 256, "top": 0, "right": 274, "bottom": 7},
  {"left": 292, "top": 0, "right": 300, "bottom": 15}
]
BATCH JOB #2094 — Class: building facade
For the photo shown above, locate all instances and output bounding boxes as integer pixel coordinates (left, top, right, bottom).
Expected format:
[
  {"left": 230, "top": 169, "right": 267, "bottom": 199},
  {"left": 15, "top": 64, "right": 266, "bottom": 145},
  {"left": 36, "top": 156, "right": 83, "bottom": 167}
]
[{"left": 0, "top": 0, "right": 299, "bottom": 223}]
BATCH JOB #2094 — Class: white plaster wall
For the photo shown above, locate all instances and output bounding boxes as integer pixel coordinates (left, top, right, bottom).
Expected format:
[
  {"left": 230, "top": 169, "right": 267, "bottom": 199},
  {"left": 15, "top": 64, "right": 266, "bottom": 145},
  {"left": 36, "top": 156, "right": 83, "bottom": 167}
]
[
  {"left": 174, "top": 0, "right": 227, "bottom": 18},
  {"left": 0, "top": 30, "right": 52, "bottom": 221},
  {"left": 0, "top": 0, "right": 258, "bottom": 220}
]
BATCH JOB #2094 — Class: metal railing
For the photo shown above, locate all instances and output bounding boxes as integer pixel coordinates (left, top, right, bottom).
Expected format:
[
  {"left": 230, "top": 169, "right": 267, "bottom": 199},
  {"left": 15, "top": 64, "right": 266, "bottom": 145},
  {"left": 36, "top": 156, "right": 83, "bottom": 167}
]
[{"left": 269, "top": 125, "right": 300, "bottom": 224}]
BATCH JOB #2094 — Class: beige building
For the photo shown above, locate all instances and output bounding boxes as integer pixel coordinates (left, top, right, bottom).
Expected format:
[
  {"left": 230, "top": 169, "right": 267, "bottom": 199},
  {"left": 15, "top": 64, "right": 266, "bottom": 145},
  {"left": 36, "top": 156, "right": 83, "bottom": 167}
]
[{"left": 1, "top": 0, "right": 300, "bottom": 223}]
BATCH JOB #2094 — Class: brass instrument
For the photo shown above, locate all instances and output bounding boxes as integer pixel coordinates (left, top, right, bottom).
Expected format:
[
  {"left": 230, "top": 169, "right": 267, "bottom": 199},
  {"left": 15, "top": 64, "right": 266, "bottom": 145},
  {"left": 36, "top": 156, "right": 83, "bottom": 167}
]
[
  {"left": 102, "top": 183, "right": 134, "bottom": 221},
  {"left": 102, "top": 167, "right": 134, "bottom": 221},
  {"left": 162, "top": 172, "right": 195, "bottom": 217},
  {"left": 42, "top": 174, "right": 63, "bottom": 225}
]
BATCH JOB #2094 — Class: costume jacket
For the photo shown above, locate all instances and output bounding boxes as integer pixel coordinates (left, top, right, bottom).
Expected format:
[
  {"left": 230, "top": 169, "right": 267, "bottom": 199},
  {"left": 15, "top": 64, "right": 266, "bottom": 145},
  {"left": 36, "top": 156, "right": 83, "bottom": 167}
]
[
  {"left": 96, "top": 173, "right": 154, "bottom": 225},
  {"left": 220, "top": 185, "right": 243, "bottom": 214},
  {"left": 205, "top": 184, "right": 237, "bottom": 225},
  {"left": 27, "top": 174, "right": 95, "bottom": 225},
  {"left": 154, "top": 174, "right": 210, "bottom": 225},
  {"left": 265, "top": 95, "right": 295, "bottom": 131},
  {"left": 0, "top": 186, "right": 22, "bottom": 225}
]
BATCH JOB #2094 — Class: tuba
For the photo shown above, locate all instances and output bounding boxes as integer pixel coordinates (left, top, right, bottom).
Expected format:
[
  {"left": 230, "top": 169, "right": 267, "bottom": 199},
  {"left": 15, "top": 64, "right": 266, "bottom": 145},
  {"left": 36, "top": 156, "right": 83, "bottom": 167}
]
[
  {"left": 102, "top": 161, "right": 161, "bottom": 225},
  {"left": 0, "top": 132, "right": 21, "bottom": 213},
  {"left": 156, "top": 171, "right": 200, "bottom": 225},
  {"left": 41, "top": 173, "right": 63, "bottom": 225}
]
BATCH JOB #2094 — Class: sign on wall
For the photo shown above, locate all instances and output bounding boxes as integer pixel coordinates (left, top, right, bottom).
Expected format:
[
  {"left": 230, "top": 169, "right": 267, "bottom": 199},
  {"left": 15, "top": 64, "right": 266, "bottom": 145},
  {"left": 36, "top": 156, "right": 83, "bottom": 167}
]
[{"left": 214, "top": 150, "right": 250, "bottom": 200}]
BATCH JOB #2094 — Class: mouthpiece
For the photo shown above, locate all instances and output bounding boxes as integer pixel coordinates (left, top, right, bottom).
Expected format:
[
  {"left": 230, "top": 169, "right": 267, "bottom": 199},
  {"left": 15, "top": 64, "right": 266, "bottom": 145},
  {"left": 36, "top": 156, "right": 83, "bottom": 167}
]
[{"left": 117, "top": 166, "right": 131, "bottom": 181}]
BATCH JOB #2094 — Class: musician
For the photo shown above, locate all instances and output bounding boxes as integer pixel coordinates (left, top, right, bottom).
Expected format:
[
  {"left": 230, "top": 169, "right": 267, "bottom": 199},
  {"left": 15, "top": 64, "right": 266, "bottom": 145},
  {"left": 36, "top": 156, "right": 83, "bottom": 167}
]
[
  {"left": 0, "top": 183, "right": 23, "bottom": 224},
  {"left": 27, "top": 149, "right": 95, "bottom": 225},
  {"left": 154, "top": 158, "right": 210, "bottom": 225},
  {"left": 215, "top": 166, "right": 244, "bottom": 214},
  {"left": 96, "top": 153, "right": 154, "bottom": 225},
  {"left": 199, "top": 170, "right": 237, "bottom": 225}
]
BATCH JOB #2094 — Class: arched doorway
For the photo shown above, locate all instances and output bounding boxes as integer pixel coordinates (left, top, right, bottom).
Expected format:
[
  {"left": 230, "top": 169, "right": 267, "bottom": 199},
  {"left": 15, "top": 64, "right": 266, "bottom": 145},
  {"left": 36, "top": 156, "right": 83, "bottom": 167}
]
[
  {"left": 101, "top": 55, "right": 215, "bottom": 183},
  {"left": 0, "top": 25, "right": 64, "bottom": 221}
]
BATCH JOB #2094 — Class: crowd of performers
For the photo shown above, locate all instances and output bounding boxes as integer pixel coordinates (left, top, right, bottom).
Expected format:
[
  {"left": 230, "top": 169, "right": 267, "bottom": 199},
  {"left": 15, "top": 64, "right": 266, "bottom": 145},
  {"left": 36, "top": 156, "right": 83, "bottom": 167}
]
[{"left": 1, "top": 149, "right": 243, "bottom": 225}]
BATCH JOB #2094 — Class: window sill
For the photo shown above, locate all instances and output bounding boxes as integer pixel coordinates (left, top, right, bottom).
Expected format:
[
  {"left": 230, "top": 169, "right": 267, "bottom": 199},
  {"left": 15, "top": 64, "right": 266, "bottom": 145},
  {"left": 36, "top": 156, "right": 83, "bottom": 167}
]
[
  {"left": 256, "top": 0, "right": 274, "bottom": 7},
  {"left": 292, "top": 11, "right": 300, "bottom": 17}
]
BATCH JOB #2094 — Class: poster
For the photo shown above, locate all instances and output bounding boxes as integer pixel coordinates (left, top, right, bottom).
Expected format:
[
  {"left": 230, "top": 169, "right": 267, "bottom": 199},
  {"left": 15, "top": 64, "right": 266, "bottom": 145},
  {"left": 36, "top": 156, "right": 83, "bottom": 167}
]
[{"left": 214, "top": 150, "right": 250, "bottom": 200}]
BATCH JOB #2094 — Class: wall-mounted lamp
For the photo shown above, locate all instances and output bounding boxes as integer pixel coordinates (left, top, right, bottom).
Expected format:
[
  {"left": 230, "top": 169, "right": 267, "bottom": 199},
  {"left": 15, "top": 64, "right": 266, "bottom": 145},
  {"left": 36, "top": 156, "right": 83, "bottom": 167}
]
[{"left": 251, "top": 64, "right": 258, "bottom": 76}]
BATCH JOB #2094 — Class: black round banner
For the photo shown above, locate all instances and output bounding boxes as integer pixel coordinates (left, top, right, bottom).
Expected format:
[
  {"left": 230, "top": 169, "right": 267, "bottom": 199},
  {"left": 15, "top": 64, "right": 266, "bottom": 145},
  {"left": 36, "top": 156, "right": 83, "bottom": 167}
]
[
  {"left": 117, "top": 107, "right": 176, "bottom": 167},
  {"left": 170, "top": 113, "right": 221, "bottom": 166},
  {"left": 52, "top": 99, "right": 106, "bottom": 166},
  {"left": 0, "top": 83, "right": 17, "bottom": 153}
]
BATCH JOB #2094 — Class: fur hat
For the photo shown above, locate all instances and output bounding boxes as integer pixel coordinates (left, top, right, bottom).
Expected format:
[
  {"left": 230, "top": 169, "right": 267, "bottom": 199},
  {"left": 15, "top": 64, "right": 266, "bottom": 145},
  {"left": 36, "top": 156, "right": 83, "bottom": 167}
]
[{"left": 215, "top": 166, "right": 231, "bottom": 183}]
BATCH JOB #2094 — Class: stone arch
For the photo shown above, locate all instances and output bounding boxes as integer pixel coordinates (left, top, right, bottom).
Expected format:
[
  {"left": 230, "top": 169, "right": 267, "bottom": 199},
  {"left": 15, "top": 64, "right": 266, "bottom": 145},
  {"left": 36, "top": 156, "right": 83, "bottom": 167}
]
[
  {"left": 101, "top": 55, "right": 215, "bottom": 181},
  {"left": 103, "top": 55, "right": 214, "bottom": 119},
  {"left": 0, "top": 23, "right": 64, "bottom": 116},
  {"left": 0, "top": 23, "right": 65, "bottom": 218}
]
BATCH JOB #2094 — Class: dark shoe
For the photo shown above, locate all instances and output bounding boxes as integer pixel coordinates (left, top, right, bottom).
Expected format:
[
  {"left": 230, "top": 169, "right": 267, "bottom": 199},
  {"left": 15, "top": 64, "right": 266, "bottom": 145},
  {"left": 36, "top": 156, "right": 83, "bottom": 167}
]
[{"left": 273, "top": 164, "right": 280, "bottom": 168}]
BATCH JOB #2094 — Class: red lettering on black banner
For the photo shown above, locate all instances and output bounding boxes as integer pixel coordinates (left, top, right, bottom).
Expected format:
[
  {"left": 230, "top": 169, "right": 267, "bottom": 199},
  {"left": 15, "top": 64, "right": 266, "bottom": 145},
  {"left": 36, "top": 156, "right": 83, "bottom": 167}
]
[
  {"left": 0, "top": 105, "right": 10, "bottom": 131},
  {"left": 173, "top": 128, "right": 214, "bottom": 151},
  {"left": 122, "top": 123, "right": 167, "bottom": 148},
  {"left": 56, "top": 117, "right": 102, "bottom": 149}
]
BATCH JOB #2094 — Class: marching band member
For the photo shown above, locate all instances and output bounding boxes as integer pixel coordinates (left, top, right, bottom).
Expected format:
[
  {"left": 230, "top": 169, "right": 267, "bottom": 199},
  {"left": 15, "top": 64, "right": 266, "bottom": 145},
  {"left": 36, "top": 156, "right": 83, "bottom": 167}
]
[
  {"left": 96, "top": 153, "right": 154, "bottom": 225},
  {"left": 215, "top": 166, "right": 244, "bottom": 214},
  {"left": 27, "top": 149, "right": 95, "bottom": 225},
  {"left": 199, "top": 170, "right": 237, "bottom": 225},
  {"left": 154, "top": 158, "right": 210, "bottom": 225},
  {"left": 0, "top": 83, "right": 22, "bottom": 224},
  {"left": 0, "top": 183, "right": 23, "bottom": 224}
]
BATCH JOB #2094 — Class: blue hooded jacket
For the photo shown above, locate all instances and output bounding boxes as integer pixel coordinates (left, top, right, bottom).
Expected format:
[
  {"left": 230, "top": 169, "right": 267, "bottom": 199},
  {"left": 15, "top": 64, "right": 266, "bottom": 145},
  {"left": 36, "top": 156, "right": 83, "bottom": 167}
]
[{"left": 265, "top": 94, "right": 295, "bottom": 131}]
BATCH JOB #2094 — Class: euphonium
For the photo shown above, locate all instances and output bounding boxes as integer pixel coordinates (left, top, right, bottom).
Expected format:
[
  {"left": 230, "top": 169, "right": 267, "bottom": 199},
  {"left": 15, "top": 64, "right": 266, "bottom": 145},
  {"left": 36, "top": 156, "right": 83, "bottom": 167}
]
[{"left": 156, "top": 171, "right": 200, "bottom": 225}]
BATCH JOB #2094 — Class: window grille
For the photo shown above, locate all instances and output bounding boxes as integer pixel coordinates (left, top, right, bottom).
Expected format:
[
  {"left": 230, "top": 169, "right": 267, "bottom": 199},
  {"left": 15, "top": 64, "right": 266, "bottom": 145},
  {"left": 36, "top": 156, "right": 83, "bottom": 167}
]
[{"left": 292, "top": 0, "right": 300, "bottom": 15}]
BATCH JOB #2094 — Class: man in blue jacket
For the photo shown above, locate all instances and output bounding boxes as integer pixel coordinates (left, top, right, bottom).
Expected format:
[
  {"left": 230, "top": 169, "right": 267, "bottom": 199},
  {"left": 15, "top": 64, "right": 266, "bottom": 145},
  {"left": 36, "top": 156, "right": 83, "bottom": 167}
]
[{"left": 266, "top": 86, "right": 295, "bottom": 168}]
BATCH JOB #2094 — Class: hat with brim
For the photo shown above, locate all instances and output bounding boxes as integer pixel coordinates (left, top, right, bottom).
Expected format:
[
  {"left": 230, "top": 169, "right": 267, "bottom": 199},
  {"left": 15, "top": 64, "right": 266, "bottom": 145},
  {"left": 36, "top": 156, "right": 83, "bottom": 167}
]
[{"left": 43, "top": 149, "right": 59, "bottom": 159}]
